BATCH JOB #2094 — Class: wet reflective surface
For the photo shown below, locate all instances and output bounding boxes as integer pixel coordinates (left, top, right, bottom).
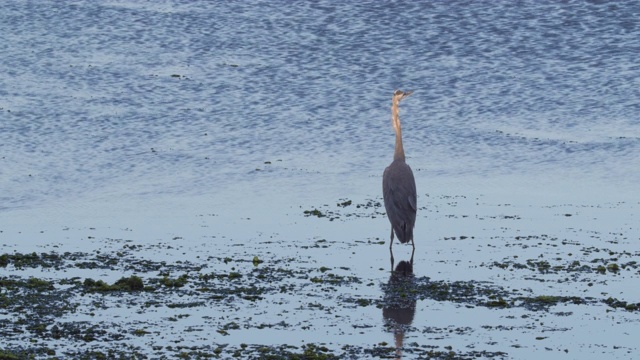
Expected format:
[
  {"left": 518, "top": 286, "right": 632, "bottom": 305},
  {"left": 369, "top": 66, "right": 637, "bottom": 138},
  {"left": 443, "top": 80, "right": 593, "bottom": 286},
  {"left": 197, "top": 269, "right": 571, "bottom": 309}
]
[
  {"left": 383, "top": 259, "right": 416, "bottom": 359},
  {"left": 1, "top": 1, "right": 640, "bottom": 358}
]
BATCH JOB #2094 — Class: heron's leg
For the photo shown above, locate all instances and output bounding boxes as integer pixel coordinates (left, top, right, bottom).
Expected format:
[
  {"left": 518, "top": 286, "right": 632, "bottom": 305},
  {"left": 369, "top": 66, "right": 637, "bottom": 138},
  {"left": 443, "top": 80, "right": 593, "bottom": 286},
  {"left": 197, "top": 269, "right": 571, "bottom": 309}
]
[
  {"left": 389, "top": 228, "right": 395, "bottom": 271},
  {"left": 389, "top": 228, "right": 395, "bottom": 253},
  {"left": 410, "top": 244, "right": 415, "bottom": 267}
]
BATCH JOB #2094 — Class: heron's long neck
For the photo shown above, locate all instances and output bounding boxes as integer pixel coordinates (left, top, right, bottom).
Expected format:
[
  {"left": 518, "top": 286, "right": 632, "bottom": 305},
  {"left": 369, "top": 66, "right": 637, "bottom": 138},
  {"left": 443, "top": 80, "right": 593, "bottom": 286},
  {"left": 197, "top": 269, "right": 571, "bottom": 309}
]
[{"left": 392, "top": 101, "right": 405, "bottom": 161}]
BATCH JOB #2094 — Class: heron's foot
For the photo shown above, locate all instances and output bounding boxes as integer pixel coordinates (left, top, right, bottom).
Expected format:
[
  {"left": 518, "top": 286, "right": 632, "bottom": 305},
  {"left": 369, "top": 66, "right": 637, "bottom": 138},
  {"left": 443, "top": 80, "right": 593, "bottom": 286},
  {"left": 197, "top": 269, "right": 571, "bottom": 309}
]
[{"left": 389, "top": 245, "right": 395, "bottom": 272}]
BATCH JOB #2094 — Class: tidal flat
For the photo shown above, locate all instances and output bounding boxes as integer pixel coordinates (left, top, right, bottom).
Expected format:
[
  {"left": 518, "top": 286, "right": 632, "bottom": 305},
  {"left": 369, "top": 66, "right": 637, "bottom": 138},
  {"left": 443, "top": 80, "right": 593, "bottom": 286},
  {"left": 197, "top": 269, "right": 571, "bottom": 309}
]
[{"left": 2, "top": 190, "right": 639, "bottom": 359}]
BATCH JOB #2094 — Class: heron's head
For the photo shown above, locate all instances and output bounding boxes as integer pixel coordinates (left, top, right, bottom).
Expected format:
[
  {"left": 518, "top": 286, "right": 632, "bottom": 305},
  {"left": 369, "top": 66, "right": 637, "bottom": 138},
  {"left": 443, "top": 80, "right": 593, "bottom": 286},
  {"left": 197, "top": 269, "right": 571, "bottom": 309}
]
[{"left": 393, "top": 90, "right": 413, "bottom": 103}]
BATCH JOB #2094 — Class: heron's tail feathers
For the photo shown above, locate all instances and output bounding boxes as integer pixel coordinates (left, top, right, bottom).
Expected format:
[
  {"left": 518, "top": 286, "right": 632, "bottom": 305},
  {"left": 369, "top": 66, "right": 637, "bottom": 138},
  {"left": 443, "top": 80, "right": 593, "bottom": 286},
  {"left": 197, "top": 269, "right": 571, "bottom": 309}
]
[{"left": 395, "top": 222, "right": 414, "bottom": 244}]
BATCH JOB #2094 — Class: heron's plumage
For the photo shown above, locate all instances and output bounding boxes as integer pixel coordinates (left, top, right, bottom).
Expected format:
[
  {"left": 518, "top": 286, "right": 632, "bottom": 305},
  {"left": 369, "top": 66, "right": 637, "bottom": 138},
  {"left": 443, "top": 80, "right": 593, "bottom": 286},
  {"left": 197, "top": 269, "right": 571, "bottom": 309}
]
[{"left": 383, "top": 159, "right": 417, "bottom": 243}]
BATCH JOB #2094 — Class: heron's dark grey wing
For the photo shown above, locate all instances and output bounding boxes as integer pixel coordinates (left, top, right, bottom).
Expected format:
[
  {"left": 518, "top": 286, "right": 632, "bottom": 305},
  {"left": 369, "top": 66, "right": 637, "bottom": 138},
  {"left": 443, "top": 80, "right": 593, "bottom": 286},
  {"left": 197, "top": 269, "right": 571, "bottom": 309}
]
[
  {"left": 408, "top": 191, "right": 417, "bottom": 212},
  {"left": 383, "top": 160, "right": 417, "bottom": 243}
]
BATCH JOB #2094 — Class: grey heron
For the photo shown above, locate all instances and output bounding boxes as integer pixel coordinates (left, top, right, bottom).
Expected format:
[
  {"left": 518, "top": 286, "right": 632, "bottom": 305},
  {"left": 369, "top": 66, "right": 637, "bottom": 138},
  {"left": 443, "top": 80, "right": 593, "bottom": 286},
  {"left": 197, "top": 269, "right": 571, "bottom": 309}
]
[{"left": 382, "top": 90, "right": 417, "bottom": 266}]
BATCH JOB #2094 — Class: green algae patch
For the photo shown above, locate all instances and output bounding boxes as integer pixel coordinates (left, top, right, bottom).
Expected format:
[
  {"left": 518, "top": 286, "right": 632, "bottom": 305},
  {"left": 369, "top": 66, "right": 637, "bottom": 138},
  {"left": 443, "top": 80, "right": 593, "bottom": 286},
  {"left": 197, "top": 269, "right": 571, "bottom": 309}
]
[
  {"left": 303, "top": 198, "right": 385, "bottom": 221},
  {"left": 252, "top": 256, "right": 263, "bottom": 266},
  {"left": 303, "top": 208, "right": 326, "bottom": 218},
  {"left": 604, "top": 297, "right": 640, "bottom": 311},
  {"left": 486, "top": 297, "right": 510, "bottom": 308},
  {"left": 157, "top": 274, "right": 188, "bottom": 288},
  {"left": 26, "top": 277, "right": 55, "bottom": 291},
  {"left": 83, "top": 276, "right": 144, "bottom": 292},
  {"left": 606, "top": 263, "right": 620, "bottom": 273},
  {"left": 482, "top": 256, "right": 630, "bottom": 277},
  {"left": 309, "top": 273, "right": 361, "bottom": 286},
  {"left": 519, "top": 295, "right": 586, "bottom": 311},
  {"left": 355, "top": 298, "right": 373, "bottom": 307},
  {"left": 337, "top": 199, "right": 352, "bottom": 207},
  {"left": 132, "top": 328, "right": 151, "bottom": 336},
  {"left": 0, "top": 349, "right": 22, "bottom": 360},
  {"left": 0, "top": 252, "right": 65, "bottom": 269}
]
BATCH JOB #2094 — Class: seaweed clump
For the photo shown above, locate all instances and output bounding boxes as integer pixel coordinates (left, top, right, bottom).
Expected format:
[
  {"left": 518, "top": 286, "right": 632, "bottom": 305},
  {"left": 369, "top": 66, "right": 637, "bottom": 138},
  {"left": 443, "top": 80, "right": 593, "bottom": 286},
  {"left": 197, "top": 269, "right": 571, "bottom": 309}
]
[{"left": 83, "top": 276, "right": 145, "bottom": 292}]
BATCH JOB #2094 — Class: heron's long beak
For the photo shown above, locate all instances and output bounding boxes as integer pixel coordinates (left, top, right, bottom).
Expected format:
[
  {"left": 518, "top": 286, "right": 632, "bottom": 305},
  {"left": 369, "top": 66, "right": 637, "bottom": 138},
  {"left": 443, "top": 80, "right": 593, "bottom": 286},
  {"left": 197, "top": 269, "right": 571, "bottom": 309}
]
[{"left": 400, "top": 90, "right": 413, "bottom": 100}]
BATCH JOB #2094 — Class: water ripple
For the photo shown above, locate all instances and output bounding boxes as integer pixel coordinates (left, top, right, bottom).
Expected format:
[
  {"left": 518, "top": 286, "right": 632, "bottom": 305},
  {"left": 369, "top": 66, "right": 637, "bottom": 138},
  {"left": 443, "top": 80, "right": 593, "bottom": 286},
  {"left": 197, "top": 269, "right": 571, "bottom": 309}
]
[{"left": 1, "top": 0, "right": 639, "bottom": 211}]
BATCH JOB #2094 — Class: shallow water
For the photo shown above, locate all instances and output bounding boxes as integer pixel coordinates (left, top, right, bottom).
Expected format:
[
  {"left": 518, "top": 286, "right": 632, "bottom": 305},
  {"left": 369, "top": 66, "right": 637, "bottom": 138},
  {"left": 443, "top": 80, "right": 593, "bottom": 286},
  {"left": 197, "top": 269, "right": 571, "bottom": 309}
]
[{"left": 1, "top": 1, "right": 640, "bottom": 359}]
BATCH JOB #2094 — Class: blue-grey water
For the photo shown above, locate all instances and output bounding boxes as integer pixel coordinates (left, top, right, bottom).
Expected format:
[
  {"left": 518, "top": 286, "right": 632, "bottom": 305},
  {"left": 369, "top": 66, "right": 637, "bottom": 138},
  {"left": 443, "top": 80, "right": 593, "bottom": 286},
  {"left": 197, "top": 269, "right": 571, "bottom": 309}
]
[{"left": 1, "top": 1, "right": 640, "bottom": 359}]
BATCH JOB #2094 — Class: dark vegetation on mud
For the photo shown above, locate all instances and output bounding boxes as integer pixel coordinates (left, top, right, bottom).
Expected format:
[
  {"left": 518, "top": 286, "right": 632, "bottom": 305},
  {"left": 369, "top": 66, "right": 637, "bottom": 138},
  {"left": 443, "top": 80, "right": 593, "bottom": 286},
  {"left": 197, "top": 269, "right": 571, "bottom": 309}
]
[
  {"left": 1, "top": 237, "right": 638, "bottom": 359},
  {"left": 2, "top": 197, "right": 639, "bottom": 359}
]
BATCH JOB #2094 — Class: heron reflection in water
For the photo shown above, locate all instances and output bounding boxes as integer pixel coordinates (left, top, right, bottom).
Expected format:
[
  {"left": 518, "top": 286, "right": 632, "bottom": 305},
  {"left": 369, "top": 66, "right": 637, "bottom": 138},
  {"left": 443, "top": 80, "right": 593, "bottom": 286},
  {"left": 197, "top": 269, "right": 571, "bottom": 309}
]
[
  {"left": 382, "top": 253, "right": 417, "bottom": 359},
  {"left": 383, "top": 90, "right": 417, "bottom": 269}
]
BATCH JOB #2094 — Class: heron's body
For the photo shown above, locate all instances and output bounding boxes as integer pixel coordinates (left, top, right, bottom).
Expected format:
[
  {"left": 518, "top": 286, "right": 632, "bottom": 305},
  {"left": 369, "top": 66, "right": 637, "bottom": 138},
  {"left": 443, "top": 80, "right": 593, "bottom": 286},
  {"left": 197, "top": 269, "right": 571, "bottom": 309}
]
[
  {"left": 382, "top": 90, "right": 417, "bottom": 255},
  {"left": 383, "top": 159, "right": 417, "bottom": 244}
]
